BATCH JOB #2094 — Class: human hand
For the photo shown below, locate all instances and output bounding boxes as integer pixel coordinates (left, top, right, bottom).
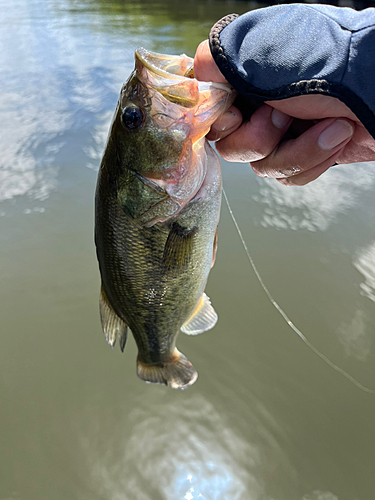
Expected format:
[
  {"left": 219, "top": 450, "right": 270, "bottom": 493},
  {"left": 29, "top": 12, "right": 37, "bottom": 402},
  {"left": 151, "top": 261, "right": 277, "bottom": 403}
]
[{"left": 194, "top": 40, "right": 375, "bottom": 186}]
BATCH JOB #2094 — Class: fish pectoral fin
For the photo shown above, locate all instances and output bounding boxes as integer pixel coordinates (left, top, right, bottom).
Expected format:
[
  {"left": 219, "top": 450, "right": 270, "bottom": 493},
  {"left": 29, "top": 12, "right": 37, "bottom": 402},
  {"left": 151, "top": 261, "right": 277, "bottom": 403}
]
[
  {"left": 99, "top": 286, "right": 128, "bottom": 351},
  {"left": 211, "top": 227, "right": 218, "bottom": 268},
  {"left": 137, "top": 349, "right": 198, "bottom": 389},
  {"left": 181, "top": 293, "right": 218, "bottom": 335},
  {"left": 162, "top": 222, "right": 197, "bottom": 272}
]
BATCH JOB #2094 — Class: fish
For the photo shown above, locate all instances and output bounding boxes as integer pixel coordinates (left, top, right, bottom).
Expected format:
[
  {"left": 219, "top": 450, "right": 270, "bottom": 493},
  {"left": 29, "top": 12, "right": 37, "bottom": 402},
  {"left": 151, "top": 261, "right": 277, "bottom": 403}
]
[{"left": 95, "top": 48, "right": 236, "bottom": 389}]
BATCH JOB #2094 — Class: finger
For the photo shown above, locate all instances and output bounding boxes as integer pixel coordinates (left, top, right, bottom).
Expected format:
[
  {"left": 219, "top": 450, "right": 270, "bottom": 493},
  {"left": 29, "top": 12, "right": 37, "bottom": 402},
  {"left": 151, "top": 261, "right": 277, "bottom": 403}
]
[
  {"left": 266, "top": 95, "right": 359, "bottom": 122},
  {"left": 215, "top": 104, "right": 293, "bottom": 162},
  {"left": 334, "top": 121, "right": 375, "bottom": 164},
  {"left": 194, "top": 40, "right": 228, "bottom": 83},
  {"left": 206, "top": 105, "right": 243, "bottom": 141},
  {"left": 250, "top": 118, "right": 355, "bottom": 178},
  {"left": 276, "top": 149, "right": 344, "bottom": 186}
]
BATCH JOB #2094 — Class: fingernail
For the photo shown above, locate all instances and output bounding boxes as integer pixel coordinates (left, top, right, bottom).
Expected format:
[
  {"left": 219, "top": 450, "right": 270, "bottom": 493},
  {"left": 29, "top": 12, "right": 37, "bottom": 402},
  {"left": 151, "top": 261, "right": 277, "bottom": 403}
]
[
  {"left": 271, "top": 108, "right": 292, "bottom": 129},
  {"left": 318, "top": 120, "right": 353, "bottom": 150},
  {"left": 212, "top": 110, "right": 240, "bottom": 132}
]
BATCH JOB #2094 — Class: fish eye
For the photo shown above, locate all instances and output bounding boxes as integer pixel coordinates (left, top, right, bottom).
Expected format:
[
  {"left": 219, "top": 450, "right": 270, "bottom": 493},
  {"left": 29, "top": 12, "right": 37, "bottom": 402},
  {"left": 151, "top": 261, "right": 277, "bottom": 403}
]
[{"left": 121, "top": 106, "right": 144, "bottom": 130}]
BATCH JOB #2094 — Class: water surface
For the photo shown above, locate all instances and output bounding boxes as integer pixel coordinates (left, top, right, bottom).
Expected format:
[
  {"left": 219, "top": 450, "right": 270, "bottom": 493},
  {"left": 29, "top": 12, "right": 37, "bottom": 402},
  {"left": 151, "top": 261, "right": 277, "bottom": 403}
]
[{"left": 1, "top": 1, "right": 375, "bottom": 499}]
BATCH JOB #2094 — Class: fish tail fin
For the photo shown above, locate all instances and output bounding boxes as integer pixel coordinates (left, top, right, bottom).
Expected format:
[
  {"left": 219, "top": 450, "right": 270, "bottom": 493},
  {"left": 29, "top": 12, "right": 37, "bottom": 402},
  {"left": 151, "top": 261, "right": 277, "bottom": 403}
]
[{"left": 136, "top": 349, "right": 198, "bottom": 389}]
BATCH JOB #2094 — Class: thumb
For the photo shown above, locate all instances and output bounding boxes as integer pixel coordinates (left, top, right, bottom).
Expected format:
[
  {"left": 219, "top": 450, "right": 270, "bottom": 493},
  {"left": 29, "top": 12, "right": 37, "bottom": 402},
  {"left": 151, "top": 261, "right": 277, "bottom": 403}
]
[{"left": 193, "top": 40, "right": 228, "bottom": 83}]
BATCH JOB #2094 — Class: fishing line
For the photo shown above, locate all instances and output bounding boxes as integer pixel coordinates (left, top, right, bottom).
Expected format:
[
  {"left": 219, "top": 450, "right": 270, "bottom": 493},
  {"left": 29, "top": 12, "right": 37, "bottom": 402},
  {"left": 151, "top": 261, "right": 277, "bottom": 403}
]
[{"left": 223, "top": 187, "right": 375, "bottom": 394}]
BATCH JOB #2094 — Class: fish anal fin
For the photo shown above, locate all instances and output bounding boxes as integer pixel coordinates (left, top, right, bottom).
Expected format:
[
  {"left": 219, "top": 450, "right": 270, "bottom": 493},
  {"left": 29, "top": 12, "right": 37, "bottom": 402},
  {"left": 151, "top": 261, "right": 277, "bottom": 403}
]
[
  {"left": 100, "top": 286, "right": 128, "bottom": 351},
  {"left": 137, "top": 349, "right": 198, "bottom": 389},
  {"left": 181, "top": 292, "right": 218, "bottom": 335},
  {"left": 162, "top": 222, "right": 197, "bottom": 272}
]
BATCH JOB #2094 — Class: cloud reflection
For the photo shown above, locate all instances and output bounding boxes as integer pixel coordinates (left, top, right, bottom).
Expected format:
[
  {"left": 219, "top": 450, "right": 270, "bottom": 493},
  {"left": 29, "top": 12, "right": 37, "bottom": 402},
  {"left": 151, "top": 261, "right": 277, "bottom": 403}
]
[
  {"left": 84, "top": 110, "right": 114, "bottom": 171},
  {"left": 0, "top": 91, "right": 62, "bottom": 203},
  {"left": 254, "top": 163, "right": 375, "bottom": 231},
  {"left": 0, "top": 0, "right": 135, "bottom": 211},
  {"left": 353, "top": 240, "right": 375, "bottom": 303},
  {"left": 337, "top": 308, "right": 371, "bottom": 361},
  {"left": 81, "top": 392, "right": 266, "bottom": 500},
  {"left": 335, "top": 241, "right": 375, "bottom": 361},
  {"left": 302, "top": 491, "right": 338, "bottom": 500}
]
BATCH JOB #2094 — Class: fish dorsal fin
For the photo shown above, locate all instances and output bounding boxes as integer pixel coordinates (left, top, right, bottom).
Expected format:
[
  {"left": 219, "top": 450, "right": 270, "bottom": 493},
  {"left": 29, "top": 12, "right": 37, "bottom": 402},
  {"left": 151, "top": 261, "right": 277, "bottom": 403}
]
[
  {"left": 163, "top": 222, "right": 197, "bottom": 273},
  {"left": 181, "top": 293, "right": 218, "bottom": 335},
  {"left": 100, "top": 286, "right": 128, "bottom": 351}
]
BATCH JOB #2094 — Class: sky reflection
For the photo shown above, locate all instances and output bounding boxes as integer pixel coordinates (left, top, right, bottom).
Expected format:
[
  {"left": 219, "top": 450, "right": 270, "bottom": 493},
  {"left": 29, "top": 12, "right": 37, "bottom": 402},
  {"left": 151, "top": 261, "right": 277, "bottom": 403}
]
[
  {"left": 353, "top": 240, "right": 375, "bottom": 303},
  {"left": 254, "top": 163, "right": 375, "bottom": 231},
  {"left": 81, "top": 393, "right": 268, "bottom": 500},
  {"left": 333, "top": 240, "right": 375, "bottom": 361},
  {"left": 0, "top": 0, "right": 144, "bottom": 211},
  {"left": 2, "top": 1, "right": 375, "bottom": 498},
  {"left": 302, "top": 492, "right": 338, "bottom": 500},
  {"left": 337, "top": 307, "right": 371, "bottom": 361},
  {"left": 0, "top": 88, "right": 64, "bottom": 203}
]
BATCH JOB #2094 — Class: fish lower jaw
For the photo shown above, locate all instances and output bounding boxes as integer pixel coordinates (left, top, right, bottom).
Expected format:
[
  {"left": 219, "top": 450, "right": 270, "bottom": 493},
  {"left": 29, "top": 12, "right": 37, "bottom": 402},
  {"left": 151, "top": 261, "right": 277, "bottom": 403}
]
[{"left": 136, "top": 348, "right": 198, "bottom": 389}]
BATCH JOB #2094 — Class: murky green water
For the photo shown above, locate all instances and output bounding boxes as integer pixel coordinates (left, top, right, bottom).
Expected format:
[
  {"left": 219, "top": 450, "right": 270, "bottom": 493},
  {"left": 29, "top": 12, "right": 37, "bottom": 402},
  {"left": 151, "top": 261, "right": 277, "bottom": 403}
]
[{"left": 1, "top": 1, "right": 375, "bottom": 499}]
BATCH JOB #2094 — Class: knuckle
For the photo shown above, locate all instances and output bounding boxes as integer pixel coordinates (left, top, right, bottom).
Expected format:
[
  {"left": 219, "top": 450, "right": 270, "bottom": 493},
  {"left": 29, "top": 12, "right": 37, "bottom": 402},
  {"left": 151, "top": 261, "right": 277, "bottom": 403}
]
[
  {"left": 242, "top": 121, "right": 275, "bottom": 159},
  {"left": 288, "top": 148, "right": 304, "bottom": 170},
  {"left": 254, "top": 143, "right": 274, "bottom": 159},
  {"left": 247, "top": 139, "right": 274, "bottom": 160}
]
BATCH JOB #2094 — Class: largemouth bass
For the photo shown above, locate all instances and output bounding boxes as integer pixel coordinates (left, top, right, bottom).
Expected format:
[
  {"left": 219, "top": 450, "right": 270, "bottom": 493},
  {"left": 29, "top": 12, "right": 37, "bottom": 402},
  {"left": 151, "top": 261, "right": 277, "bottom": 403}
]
[{"left": 95, "top": 48, "right": 235, "bottom": 389}]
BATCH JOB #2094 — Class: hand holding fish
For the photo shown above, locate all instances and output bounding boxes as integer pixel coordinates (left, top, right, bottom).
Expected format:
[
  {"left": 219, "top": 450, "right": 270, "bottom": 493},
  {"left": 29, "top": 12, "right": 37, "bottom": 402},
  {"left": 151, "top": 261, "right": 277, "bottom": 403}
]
[{"left": 194, "top": 4, "right": 375, "bottom": 186}]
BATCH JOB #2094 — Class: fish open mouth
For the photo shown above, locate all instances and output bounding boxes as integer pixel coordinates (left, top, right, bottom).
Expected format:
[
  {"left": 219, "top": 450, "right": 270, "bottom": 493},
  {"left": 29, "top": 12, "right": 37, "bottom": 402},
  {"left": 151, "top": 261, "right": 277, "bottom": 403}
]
[
  {"left": 135, "top": 47, "right": 235, "bottom": 120},
  {"left": 135, "top": 47, "right": 195, "bottom": 80},
  {"left": 132, "top": 48, "right": 236, "bottom": 209},
  {"left": 135, "top": 48, "right": 200, "bottom": 109}
]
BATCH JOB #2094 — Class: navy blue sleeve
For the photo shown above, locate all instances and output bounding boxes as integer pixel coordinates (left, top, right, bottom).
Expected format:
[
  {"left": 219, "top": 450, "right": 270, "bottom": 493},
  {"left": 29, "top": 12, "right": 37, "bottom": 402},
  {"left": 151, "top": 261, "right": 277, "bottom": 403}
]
[{"left": 209, "top": 5, "right": 375, "bottom": 138}]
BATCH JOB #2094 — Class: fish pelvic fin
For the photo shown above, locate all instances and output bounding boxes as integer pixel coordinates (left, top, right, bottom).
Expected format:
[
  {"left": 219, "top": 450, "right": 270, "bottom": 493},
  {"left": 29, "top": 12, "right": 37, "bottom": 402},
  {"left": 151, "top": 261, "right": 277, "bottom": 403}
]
[
  {"left": 100, "top": 286, "right": 128, "bottom": 351},
  {"left": 181, "top": 293, "right": 218, "bottom": 335},
  {"left": 136, "top": 349, "right": 198, "bottom": 389}
]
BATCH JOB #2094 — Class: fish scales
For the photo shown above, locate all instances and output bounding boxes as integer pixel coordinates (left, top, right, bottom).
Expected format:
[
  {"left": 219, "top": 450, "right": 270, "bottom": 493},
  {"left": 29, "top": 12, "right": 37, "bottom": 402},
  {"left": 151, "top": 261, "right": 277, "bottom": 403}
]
[
  {"left": 96, "top": 162, "right": 220, "bottom": 360},
  {"left": 95, "top": 48, "right": 235, "bottom": 389}
]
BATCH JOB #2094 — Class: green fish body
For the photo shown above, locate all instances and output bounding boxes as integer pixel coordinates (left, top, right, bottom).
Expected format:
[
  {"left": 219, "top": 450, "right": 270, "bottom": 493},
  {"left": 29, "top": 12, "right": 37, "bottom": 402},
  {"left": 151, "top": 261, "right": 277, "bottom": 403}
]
[{"left": 95, "top": 49, "right": 235, "bottom": 389}]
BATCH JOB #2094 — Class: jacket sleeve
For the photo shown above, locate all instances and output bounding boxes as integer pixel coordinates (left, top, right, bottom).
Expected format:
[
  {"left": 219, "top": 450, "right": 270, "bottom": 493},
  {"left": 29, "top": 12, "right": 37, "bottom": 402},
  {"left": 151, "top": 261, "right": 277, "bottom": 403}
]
[{"left": 209, "top": 5, "right": 375, "bottom": 138}]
